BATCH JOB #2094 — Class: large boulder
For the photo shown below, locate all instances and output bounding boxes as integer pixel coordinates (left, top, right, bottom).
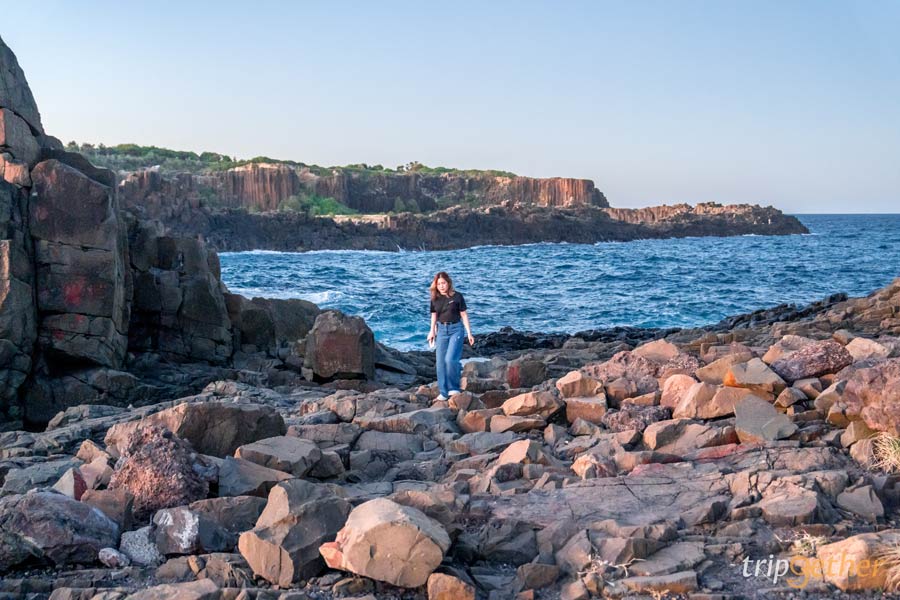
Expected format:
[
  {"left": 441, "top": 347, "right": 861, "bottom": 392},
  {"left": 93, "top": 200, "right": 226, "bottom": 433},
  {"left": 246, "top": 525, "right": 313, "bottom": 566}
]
[
  {"left": 319, "top": 497, "right": 451, "bottom": 588},
  {"left": 107, "top": 425, "right": 211, "bottom": 519},
  {"left": 238, "top": 480, "right": 350, "bottom": 586},
  {"left": 304, "top": 310, "right": 375, "bottom": 380},
  {"left": 105, "top": 401, "right": 286, "bottom": 458},
  {"left": 815, "top": 531, "right": 900, "bottom": 591},
  {"left": 843, "top": 358, "right": 900, "bottom": 435},
  {"left": 770, "top": 339, "right": 853, "bottom": 382},
  {"left": 0, "top": 491, "right": 119, "bottom": 570}
]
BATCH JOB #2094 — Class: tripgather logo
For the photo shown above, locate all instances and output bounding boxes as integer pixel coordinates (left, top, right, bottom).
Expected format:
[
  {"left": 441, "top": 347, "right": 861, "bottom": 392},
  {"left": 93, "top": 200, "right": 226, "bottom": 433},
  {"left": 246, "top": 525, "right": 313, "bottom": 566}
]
[{"left": 740, "top": 553, "right": 887, "bottom": 589}]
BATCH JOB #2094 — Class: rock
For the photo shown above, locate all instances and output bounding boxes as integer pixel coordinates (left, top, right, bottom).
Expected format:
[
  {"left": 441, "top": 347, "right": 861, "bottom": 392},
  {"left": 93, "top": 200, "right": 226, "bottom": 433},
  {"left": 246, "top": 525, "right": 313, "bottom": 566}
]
[
  {"left": 234, "top": 436, "right": 321, "bottom": 477},
  {"left": 478, "top": 518, "right": 538, "bottom": 565},
  {"left": 843, "top": 358, "right": 900, "bottom": 435},
  {"left": 238, "top": 479, "right": 350, "bottom": 586},
  {"left": 836, "top": 485, "right": 884, "bottom": 523},
  {"left": 82, "top": 488, "right": 134, "bottom": 533},
  {"left": 98, "top": 547, "right": 131, "bottom": 568},
  {"left": 105, "top": 401, "right": 286, "bottom": 458},
  {"left": 0, "top": 491, "right": 119, "bottom": 570},
  {"left": 0, "top": 108, "right": 40, "bottom": 165},
  {"left": 319, "top": 497, "right": 451, "bottom": 588},
  {"left": 734, "top": 396, "right": 797, "bottom": 443},
  {"left": 582, "top": 351, "right": 660, "bottom": 397},
  {"left": 501, "top": 391, "right": 563, "bottom": 419},
  {"left": 304, "top": 310, "right": 375, "bottom": 380},
  {"left": 52, "top": 467, "right": 87, "bottom": 500},
  {"left": 841, "top": 420, "right": 876, "bottom": 447},
  {"left": 121, "top": 580, "right": 222, "bottom": 600},
  {"left": 846, "top": 337, "right": 891, "bottom": 362},
  {"left": 120, "top": 526, "right": 163, "bottom": 566},
  {"left": 723, "top": 358, "right": 785, "bottom": 396},
  {"left": 564, "top": 396, "right": 608, "bottom": 424},
  {"left": 506, "top": 357, "right": 548, "bottom": 388},
  {"left": 816, "top": 530, "right": 900, "bottom": 591},
  {"left": 775, "top": 386, "right": 807, "bottom": 408},
  {"left": 629, "top": 541, "right": 705, "bottom": 577},
  {"left": 659, "top": 374, "right": 697, "bottom": 409},
  {"left": 516, "top": 563, "right": 559, "bottom": 590},
  {"left": 673, "top": 382, "right": 754, "bottom": 419},
  {"left": 497, "top": 440, "right": 551, "bottom": 466},
  {"left": 763, "top": 334, "right": 815, "bottom": 364},
  {"left": 427, "top": 572, "right": 476, "bottom": 600},
  {"left": 695, "top": 352, "right": 753, "bottom": 385},
  {"left": 632, "top": 339, "right": 682, "bottom": 362},
  {"left": 620, "top": 570, "right": 698, "bottom": 594},
  {"left": 107, "top": 425, "right": 210, "bottom": 519},
  {"left": 153, "top": 507, "right": 236, "bottom": 555},
  {"left": 217, "top": 457, "right": 294, "bottom": 498},
  {"left": 601, "top": 404, "right": 670, "bottom": 433},
  {"left": 490, "top": 414, "right": 546, "bottom": 433},
  {"left": 29, "top": 159, "right": 128, "bottom": 373},
  {"left": 188, "top": 496, "right": 267, "bottom": 535},
  {"left": 555, "top": 371, "right": 602, "bottom": 398},
  {"left": 770, "top": 339, "right": 853, "bottom": 382},
  {"left": 0, "top": 457, "right": 80, "bottom": 495},
  {"left": 759, "top": 481, "right": 820, "bottom": 526}
]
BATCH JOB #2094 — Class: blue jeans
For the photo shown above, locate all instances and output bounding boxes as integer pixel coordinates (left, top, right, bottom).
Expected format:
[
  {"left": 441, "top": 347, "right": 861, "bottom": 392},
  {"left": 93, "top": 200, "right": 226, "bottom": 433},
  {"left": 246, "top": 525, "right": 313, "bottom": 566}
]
[{"left": 435, "top": 321, "right": 464, "bottom": 396}]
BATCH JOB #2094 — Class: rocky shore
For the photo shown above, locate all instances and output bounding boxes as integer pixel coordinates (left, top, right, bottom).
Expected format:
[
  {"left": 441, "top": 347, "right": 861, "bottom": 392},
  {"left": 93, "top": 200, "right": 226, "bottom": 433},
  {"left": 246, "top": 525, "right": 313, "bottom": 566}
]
[{"left": 4, "top": 34, "right": 900, "bottom": 600}]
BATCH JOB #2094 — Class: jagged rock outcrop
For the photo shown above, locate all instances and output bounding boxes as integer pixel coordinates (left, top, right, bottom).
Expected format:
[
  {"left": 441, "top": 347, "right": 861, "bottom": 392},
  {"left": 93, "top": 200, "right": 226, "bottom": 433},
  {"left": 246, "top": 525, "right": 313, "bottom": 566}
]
[{"left": 0, "top": 36, "right": 405, "bottom": 426}]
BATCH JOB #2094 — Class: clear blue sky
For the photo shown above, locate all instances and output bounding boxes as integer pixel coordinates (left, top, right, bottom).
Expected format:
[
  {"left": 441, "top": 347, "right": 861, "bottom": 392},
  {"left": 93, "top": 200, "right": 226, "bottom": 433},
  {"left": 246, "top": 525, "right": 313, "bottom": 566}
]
[{"left": 4, "top": 1, "right": 899, "bottom": 212}]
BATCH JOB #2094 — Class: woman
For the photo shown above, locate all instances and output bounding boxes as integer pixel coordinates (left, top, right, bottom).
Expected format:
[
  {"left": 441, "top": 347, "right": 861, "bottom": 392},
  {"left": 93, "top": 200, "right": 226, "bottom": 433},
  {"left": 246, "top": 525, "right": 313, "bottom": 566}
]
[{"left": 427, "top": 271, "right": 475, "bottom": 400}]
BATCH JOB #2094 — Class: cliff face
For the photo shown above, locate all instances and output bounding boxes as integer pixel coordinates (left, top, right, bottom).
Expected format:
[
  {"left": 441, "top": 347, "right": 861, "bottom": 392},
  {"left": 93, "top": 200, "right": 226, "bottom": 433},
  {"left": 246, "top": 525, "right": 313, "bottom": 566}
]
[
  {"left": 169, "top": 202, "right": 809, "bottom": 253},
  {"left": 118, "top": 164, "right": 609, "bottom": 219},
  {"left": 602, "top": 202, "right": 794, "bottom": 226}
]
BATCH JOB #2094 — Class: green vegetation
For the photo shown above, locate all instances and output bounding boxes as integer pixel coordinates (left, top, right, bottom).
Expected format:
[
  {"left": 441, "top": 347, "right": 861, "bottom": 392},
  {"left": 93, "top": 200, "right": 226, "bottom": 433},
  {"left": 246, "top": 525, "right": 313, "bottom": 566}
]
[
  {"left": 278, "top": 193, "right": 358, "bottom": 216},
  {"left": 66, "top": 142, "right": 517, "bottom": 179}
]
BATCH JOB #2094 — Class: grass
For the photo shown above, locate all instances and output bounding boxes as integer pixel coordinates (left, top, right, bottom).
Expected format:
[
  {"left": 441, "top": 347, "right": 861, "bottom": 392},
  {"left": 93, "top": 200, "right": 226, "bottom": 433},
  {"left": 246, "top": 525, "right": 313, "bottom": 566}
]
[
  {"left": 278, "top": 194, "right": 358, "bottom": 216},
  {"left": 789, "top": 531, "right": 827, "bottom": 557},
  {"left": 874, "top": 542, "right": 900, "bottom": 592},
  {"left": 871, "top": 432, "right": 900, "bottom": 473}
]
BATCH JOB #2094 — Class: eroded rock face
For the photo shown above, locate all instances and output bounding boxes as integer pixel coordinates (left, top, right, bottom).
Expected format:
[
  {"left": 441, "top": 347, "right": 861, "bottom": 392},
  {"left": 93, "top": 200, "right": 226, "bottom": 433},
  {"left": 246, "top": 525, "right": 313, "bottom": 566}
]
[
  {"left": 304, "top": 310, "right": 375, "bottom": 381},
  {"left": 0, "top": 491, "right": 119, "bottom": 570},
  {"left": 319, "top": 497, "right": 450, "bottom": 588},
  {"left": 29, "top": 159, "right": 129, "bottom": 369}
]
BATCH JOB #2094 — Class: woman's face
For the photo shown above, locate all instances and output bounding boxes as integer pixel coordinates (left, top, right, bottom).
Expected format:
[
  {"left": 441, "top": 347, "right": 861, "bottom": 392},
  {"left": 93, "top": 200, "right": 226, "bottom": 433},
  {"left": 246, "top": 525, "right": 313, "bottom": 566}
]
[{"left": 436, "top": 277, "right": 449, "bottom": 294}]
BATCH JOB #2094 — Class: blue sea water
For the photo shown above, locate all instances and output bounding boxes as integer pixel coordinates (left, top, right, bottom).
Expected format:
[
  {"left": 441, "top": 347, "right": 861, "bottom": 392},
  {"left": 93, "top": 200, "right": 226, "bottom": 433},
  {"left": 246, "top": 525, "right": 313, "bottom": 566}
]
[{"left": 219, "top": 215, "right": 900, "bottom": 351}]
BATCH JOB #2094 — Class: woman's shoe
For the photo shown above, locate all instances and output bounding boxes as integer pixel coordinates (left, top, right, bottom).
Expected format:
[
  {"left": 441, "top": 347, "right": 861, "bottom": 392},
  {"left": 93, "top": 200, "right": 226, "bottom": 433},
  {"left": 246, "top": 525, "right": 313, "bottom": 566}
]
[
  {"left": 435, "top": 394, "right": 447, "bottom": 401},
  {"left": 448, "top": 390, "right": 461, "bottom": 396}
]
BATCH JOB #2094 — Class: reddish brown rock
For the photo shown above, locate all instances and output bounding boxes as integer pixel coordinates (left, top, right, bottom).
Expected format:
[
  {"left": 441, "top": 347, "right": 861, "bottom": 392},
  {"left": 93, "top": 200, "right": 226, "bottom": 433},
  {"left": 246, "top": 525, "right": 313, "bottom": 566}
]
[
  {"left": 304, "top": 310, "right": 375, "bottom": 380},
  {"left": 501, "top": 391, "right": 562, "bottom": 419},
  {"left": 843, "top": 358, "right": 900, "bottom": 435},
  {"left": 564, "top": 396, "right": 608, "bottom": 424},
  {"left": 770, "top": 339, "right": 853, "bottom": 383},
  {"left": 427, "top": 572, "right": 476, "bottom": 600},
  {"left": 601, "top": 404, "right": 671, "bottom": 433},
  {"left": 555, "top": 370, "right": 602, "bottom": 398},
  {"left": 107, "top": 425, "right": 211, "bottom": 519}
]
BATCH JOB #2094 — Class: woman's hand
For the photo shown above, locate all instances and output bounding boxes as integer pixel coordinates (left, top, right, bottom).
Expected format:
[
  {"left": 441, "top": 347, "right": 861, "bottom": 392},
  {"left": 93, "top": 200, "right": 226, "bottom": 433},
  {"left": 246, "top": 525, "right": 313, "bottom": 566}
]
[
  {"left": 467, "top": 333, "right": 475, "bottom": 346},
  {"left": 427, "top": 331, "right": 436, "bottom": 345}
]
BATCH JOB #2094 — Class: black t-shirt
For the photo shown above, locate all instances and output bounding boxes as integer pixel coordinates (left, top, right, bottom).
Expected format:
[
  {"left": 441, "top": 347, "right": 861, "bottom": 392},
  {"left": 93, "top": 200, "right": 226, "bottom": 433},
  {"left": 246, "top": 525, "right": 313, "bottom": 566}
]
[{"left": 430, "top": 291, "right": 467, "bottom": 324}]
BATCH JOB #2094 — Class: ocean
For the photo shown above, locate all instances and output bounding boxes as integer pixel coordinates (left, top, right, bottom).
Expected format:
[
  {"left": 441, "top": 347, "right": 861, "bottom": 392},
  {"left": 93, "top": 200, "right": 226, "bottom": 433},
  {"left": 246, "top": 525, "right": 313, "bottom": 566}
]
[{"left": 219, "top": 214, "right": 900, "bottom": 351}]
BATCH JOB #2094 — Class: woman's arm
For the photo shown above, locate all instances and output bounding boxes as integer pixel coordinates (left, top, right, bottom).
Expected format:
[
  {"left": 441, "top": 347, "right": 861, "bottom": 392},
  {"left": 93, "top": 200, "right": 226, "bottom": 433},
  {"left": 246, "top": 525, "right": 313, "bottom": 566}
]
[
  {"left": 427, "top": 312, "right": 437, "bottom": 343},
  {"left": 460, "top": 311, "right": 475, "bottom": 346}
]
